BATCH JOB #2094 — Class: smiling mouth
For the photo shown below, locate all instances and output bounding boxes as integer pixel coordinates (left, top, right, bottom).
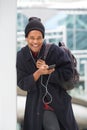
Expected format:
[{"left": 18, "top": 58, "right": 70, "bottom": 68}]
[
  {"left": 32, "top": 45, "right": 39, "bottom": 48},
  {"left": 31, "top": 44, "right": 41, "bottom": 49}
]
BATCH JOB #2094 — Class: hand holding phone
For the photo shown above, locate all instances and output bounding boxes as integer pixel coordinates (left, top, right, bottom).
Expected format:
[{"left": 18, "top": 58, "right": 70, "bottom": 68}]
[{"left": 48, "top": 64, "right": 56, "bottom": 70}]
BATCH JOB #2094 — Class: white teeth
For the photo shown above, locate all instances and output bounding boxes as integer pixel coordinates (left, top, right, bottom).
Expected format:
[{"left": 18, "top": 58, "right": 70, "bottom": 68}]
[{"left": 33, "top": 45, "right": 38, "bottom": 47}]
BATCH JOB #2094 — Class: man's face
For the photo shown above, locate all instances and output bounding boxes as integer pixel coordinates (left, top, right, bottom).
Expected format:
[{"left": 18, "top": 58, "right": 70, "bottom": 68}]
[{"left": 26, "top": 30, "right": 44, "bottom": 53}]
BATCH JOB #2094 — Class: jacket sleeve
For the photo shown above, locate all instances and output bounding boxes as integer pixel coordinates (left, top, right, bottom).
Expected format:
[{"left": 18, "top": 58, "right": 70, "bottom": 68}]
[
  {"left": 49, "top": 45, "right": 73, "bottom": 85},
  {"left": 56, "top": 47, "right": 73, "bottom": 81},
  {"left": 16, "top": 51, "right": 36, "bottom": 92}
]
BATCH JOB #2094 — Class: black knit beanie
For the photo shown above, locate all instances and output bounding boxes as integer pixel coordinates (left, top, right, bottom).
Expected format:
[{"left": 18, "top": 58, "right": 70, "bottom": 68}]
[{"left": 25, "top": 17, "right": 45, "bottom": 38}]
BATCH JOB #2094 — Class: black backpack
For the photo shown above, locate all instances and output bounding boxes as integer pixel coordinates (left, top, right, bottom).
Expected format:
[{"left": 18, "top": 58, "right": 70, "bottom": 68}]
[
  {"left": 58, "top": 42, "right": 79, "bottom": 90},
  {"left": 44, "top": 42, "right": 79, "bottom": 90}
]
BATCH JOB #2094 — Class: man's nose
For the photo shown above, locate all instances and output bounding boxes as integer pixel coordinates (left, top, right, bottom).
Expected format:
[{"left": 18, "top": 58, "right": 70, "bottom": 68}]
[{"left": 33, "top": 38, "right": 38, "bottom": 43}]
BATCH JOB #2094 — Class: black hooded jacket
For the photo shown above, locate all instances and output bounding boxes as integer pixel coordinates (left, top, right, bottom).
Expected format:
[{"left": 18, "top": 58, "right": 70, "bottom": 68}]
[{"left": 16, "top": 43, "right": 79, "bottom": 130}]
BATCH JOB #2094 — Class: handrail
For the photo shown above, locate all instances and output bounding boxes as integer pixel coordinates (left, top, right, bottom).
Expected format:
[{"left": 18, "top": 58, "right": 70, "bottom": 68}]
[
  {"left": 72, "top": 97, "right": 87, "bottom": 107},
  {"left": 17, "top": 87, "right": 87, "bottom": 107}
]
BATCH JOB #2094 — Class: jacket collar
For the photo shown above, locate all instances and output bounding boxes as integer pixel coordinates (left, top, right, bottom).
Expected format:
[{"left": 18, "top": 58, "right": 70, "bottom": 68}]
[{"left": 22, "top": 43, "right": 45, "bottom": 61}]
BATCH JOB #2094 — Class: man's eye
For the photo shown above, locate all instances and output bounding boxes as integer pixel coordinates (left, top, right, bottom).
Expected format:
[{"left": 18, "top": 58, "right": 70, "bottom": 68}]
[
  {"left": 37, "top": 37, "right": 42, "bottom": 40},
  {"left": 30, "top": 37, "right": 34, "bottom": 40},
  {"left": 29, "top": 37, "right": 42, "bottom": 41}
]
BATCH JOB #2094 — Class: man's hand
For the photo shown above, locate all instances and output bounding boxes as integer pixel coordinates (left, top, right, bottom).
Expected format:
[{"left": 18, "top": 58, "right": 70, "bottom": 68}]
[
  {"left": 36, "top": 59, "right": 46, "bottom": 68},
  {"left": 33, "top": 59, "right": 55, "bottom": 81},
  {"left": 36, "top": 59, "right": 55, "bottom": 75}
]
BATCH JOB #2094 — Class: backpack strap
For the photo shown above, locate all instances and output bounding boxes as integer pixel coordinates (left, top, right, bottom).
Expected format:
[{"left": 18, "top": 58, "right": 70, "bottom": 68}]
[{"left": 43, "top": 44, "right": 52, "bottom": 60}]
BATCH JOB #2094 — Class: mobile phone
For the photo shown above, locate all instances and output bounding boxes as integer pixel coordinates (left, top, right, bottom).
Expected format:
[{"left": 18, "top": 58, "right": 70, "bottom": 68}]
[{"left": 48, "top": 64, "right": 56, "bottom": 69}]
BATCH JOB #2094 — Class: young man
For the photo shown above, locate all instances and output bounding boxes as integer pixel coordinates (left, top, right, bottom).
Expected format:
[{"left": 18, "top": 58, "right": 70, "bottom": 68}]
[{"left": 16, "top": 17, "right": 79, "bottom": 130}]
